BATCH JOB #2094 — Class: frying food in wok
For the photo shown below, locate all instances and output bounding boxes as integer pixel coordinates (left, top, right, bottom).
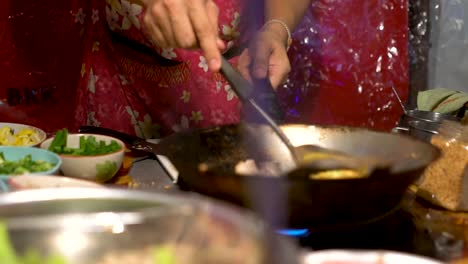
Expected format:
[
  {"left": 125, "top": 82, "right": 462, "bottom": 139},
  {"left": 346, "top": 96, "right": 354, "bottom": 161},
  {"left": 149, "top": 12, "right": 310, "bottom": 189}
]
[
  {"left": 79, "top": 124, "right": 440, "bottom": 228},
  {"left": 308, "top": 169, "right": 367, "bottom": 180},
  {"left": 232, "top": 157, "right": 369, "bottom": 180}
]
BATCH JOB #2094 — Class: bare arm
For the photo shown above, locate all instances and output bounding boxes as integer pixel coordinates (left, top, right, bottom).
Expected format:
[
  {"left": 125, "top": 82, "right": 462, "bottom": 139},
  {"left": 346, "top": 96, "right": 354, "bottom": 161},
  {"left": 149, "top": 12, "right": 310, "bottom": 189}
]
[
  {"left": 264, "top": 0, "right": 311, "bottom": 46},
  {"left": 238, "top": 0, "right": 311, "bottom": 88}
]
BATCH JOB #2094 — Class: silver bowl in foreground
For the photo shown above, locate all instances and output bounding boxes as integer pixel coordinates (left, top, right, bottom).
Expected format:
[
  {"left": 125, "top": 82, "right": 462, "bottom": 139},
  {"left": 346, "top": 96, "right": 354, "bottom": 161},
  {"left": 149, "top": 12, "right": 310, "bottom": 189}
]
[{"left": 0, "top": 188, "right": 298, "bottom": 264}]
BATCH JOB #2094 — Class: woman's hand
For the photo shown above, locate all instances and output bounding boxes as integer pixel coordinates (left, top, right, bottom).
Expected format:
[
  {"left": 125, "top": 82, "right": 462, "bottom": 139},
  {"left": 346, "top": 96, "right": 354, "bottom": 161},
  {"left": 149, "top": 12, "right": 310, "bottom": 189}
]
[
  {"left": 238, "top": 24, "right": 291, "bottom": 89},
  {"left": 142, "top": 0, "right": 225, "bottom": 71}
]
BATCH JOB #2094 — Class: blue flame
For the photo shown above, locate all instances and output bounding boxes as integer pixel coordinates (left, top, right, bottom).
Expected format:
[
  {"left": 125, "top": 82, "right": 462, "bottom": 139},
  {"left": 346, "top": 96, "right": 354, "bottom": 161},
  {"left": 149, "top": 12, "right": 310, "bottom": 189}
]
[{"left": 276, "top": 228, "right": 310, "bottom": 237}]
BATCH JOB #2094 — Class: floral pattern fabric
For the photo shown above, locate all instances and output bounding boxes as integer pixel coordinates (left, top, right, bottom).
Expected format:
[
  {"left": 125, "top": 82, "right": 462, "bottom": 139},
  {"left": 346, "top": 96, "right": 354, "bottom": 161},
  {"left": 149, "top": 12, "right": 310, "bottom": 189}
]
[
  {"left": 0, "top": 0, "right": 409, "bottom": 134},
  {"left": 74, "top": 0, "right": 243, "bottom": 138}
]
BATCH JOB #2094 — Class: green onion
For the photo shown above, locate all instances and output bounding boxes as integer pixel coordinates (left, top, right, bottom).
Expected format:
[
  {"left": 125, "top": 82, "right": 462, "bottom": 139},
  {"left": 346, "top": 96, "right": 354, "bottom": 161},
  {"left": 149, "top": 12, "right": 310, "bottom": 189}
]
[{"left": 48, "top": 129, "right": 121, "bottom": 156}]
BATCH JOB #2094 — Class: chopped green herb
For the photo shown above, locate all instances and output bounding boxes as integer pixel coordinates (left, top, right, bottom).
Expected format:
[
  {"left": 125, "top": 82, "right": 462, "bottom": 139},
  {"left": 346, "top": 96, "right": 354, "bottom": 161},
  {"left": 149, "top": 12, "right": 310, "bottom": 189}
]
[
  {"left": 48, "top": 129, "right": 122, "bottom": 156},
  {"left": 0, "top": 153, "right": 55, "bottom": 175}
]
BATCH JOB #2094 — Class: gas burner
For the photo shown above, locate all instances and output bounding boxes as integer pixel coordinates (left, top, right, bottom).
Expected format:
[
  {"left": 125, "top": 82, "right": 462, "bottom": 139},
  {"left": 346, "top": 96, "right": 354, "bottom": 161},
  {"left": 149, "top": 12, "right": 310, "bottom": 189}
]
[{"left": 276, "top": 228, "right": 310, "bottom": 238}]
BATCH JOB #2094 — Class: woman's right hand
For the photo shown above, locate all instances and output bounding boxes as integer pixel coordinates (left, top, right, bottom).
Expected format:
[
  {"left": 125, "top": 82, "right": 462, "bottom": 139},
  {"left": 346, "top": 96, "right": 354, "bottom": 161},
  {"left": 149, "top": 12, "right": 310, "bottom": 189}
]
[{"left": 142, "top": 0, "right": 225, "bottom": 71}]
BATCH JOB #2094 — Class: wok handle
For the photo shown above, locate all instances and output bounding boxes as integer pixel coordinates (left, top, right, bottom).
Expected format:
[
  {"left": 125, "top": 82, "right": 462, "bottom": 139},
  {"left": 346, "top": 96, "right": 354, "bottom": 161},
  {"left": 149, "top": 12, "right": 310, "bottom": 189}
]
[{"left": 78, "top": 126, "right": 158, "bottom": 154}]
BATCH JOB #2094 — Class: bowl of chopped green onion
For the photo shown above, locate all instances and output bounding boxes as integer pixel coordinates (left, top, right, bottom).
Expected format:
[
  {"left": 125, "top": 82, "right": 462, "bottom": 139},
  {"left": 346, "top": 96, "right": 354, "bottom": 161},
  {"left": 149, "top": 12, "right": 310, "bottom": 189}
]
[
  {"left": 0, "top": 146, "right": 62, "bottom": 178},
  {"left": 40, "top": 129, "right": 125, "bottom": 182}
]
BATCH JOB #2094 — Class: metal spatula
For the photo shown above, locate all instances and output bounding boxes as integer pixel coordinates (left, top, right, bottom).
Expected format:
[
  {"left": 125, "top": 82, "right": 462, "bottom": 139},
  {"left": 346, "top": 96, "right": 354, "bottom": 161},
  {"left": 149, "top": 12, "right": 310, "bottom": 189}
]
[
  {"left": 219, "top": 57, "right": 299, "bottom": 164},
  {"left": 220, "top": 57, "right": 390, "bottom": 175}
]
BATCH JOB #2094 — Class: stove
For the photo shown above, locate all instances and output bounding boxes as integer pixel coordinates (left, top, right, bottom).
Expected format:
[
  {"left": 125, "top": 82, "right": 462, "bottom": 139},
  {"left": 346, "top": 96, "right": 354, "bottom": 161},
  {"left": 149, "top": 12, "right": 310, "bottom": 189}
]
[
  {"left": 130, "top": 156, "right": 465, "bottom": 263},
  {"left": 277, "top": 208, "right": 465, "bottom": 262}
]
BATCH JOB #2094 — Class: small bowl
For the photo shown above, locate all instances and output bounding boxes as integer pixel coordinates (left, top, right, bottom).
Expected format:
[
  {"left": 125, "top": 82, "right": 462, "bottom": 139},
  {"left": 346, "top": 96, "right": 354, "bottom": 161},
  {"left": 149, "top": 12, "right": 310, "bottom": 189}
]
[
  {"left": 8, "top": 175, "right": 104, "bottom": 191},
  {"left": 0, "top": 146, "right": 62, "bottom": 178},
  {"left": 0, "top": 122, "right": 47, "bottom": 147},
  {"left": 40, "top": 134, "right": 125, "bottom": 182}
]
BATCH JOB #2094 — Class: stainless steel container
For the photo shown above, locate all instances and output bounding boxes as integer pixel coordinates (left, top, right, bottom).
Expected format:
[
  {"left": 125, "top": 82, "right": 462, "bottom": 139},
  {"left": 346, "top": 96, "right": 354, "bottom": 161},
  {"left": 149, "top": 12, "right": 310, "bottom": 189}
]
[
  {"left": 400, "top": 110, "right": 460, "bottom": 128},
  {"left": 394, "top": 110, "right": 459, "bottom": 136},
  {"left": 408, "top": 120, "right": 441, "bottom": 143},
  {"left": 0, "top": 188, "right": 298, "bottom": 264}
]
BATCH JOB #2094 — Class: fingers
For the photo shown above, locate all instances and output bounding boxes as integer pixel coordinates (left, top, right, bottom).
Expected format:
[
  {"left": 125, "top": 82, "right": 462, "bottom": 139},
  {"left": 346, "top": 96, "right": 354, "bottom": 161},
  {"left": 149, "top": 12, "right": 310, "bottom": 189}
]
[
  {"left": 251, "top": 37, "right": 272, "bottom": 79},
  {"left": 268, "top": 54, "right": 291, "bottom": 88},
  {"left": 208, "top": 3, "right": 226, "bottom": 52},
  {"left": 154, "top": 12, "right": 176, "bottom": 47},
  {"left": 143, "top": 0, "right": 222, "bottom": 71},
  {"left": 143, "top": 4, "right": 170, "bottom": 47},
  {"left": 167, "top": 1, "right": 197, "bottom": 48},
  {"left": 244, "top": 31, "right": 292, "bottom": 89},
  {"left": 238, "top": 45, "right": 290, "bottom": 89},
  {"left": 188, "top": 1, "right": 221, "bottom": 71},
  {"left": 238, "top": 49, "right": 253, "bottom": 83}
]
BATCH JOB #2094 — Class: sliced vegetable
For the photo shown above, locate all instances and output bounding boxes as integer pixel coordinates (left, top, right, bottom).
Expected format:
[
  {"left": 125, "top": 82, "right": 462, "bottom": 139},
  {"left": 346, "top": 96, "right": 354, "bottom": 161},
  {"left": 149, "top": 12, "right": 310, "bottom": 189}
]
[
  {"left": 47, "top": 129, "right": 68, "bottom": 154},
  {"left": 0, "top": 153, "right": 55, "bottom": 175},
  {"left": 0, "top": 127, "right": 42, "bottom": 146},
  {"left": 48, "top": 129, "right": 121, "bottom": 156}
]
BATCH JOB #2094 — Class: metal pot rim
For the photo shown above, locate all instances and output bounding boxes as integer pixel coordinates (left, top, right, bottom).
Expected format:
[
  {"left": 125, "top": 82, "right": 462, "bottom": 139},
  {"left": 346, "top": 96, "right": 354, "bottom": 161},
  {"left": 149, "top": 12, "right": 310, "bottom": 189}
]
[{"left": 0, "top": 188, "right": 266, "bottom": 233}]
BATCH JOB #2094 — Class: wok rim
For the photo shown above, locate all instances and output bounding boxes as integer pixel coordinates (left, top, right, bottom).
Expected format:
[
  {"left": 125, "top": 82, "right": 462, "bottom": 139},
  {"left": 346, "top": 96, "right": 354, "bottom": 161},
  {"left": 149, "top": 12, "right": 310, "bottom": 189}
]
[{"left": 196, "top": 123, "right": 441, "bottom": 182}]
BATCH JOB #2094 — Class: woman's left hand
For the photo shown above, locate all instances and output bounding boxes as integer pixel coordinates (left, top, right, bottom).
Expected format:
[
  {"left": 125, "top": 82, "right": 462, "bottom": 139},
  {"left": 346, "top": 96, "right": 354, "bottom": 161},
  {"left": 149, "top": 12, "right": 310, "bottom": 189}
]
[{"left": 238, "top": 25, "right": 291, "bottom": 89}]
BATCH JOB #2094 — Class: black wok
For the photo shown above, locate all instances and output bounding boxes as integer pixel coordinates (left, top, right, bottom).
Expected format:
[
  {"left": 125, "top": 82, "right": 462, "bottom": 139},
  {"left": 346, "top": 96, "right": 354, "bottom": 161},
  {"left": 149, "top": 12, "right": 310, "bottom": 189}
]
[{"left": 80, "top": 124, "right": 439, "bottom": 229}]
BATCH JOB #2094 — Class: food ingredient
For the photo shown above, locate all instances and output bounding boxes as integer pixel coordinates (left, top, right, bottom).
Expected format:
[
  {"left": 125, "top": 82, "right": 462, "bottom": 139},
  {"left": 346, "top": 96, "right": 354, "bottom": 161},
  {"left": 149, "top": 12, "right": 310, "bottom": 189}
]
[
  {"left": 301, "top": 151, "right": 369, "bottom": 180},
  {"left": 234, "top": 159, "right": 283, "bottom": 177},
  {"left": 309, "top": 169, "right": 367, "bottom": 180},
  {"left": 233, "top": 157, "right": 368, "bottom": 179},
  {"left": 418, "top": 121, "right": 468, "bottom": 211},
  {"left": 0, "top": 152, "right": 55, "bottom": 175},
  {"left": 48, "top": 129, "right": 121, "bottom": 156},
  {"left": 0, "top": 127, "right": 42, "bottom": 146}
]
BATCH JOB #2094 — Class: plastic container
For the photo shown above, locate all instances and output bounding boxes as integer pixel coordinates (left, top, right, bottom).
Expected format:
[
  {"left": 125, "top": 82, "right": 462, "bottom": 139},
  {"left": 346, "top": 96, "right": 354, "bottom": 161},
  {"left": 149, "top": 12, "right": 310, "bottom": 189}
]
[{"left": 418, "top": 121, "right": 468, "bottom": 211}]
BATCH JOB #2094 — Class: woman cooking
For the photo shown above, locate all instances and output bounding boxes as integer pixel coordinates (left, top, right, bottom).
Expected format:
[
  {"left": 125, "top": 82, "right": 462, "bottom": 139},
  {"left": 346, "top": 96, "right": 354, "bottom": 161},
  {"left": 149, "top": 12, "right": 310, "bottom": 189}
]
[
  {"left": 1, "top": 0, "right": 407, "bottom": 133},
  {"left": 73, "top": 0, "right": 311, "bottom": 138}
]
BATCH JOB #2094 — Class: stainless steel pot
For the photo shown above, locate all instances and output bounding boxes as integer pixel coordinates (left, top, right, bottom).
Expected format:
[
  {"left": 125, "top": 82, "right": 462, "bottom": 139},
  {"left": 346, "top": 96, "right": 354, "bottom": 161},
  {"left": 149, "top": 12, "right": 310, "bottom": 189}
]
[{"left": 0, "top": 188, "right": 298, "bottom": 264}]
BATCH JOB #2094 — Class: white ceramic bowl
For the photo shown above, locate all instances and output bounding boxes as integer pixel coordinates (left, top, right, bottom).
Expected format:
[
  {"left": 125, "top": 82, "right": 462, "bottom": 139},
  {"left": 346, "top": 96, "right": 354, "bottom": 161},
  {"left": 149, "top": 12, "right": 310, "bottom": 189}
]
[
  {"left": 40, "top": 134, "right": 125, "bottom": 182},
  {"left": 300, "top": 250, "right": 443, "bottom": 264},
  {"left": 8, "top": 175, "right": 104, "bottom": 191},
  {"left": 0, "top": 122, "right": 47, "bottom": 147}
]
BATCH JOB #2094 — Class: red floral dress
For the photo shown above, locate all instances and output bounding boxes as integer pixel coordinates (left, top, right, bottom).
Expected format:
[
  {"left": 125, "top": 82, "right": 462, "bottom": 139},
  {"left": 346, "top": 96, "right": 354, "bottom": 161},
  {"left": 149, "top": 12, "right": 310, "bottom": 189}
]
[
  {"left": 0, "top": 0, "right": 409, "bottom": 135},
  {"left": 74, "top": 0, "right": 244, "bottom": 138}
]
